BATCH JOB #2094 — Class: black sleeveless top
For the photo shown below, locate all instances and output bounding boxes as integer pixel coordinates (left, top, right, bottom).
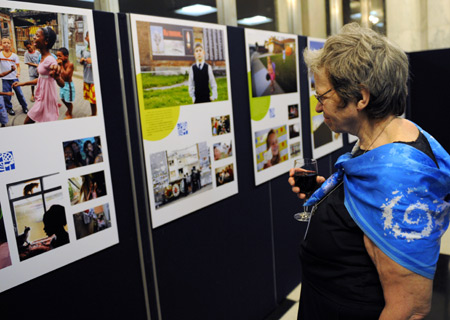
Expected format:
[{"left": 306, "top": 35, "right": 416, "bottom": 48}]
[{"left": 299, "top": 132, "right": 437, "bottom": 311}]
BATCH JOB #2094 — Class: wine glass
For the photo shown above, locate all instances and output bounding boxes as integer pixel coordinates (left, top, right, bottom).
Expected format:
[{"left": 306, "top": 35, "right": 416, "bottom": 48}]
[{"left": 293, "top": 158, "right": 318, "bottom": 222}]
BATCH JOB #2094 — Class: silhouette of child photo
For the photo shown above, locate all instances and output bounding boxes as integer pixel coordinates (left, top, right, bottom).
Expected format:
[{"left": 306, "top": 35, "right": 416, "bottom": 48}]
[
  {"left": 42, "top": 204, "right": 69, "bottom": 249},
  {"left": 18, "top": 204, "right": 69, "bottom": 261}
]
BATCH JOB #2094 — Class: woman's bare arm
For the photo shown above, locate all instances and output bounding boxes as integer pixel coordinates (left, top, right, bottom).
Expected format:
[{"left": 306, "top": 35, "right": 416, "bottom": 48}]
[{"left": 364, "top": 235, "right": 432, "bottom": 320}]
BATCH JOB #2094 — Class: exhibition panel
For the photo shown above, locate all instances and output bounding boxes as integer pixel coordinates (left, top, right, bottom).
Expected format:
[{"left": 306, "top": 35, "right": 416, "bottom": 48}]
[
  {"left": 128, "top": 14, "right": 239, "bottom": 228},
  {"left": 306, "top": 37, "right": 344, "bottom": 158},
  {"left": 244, "top": 28, "right": 303, "bottom": 185},
  {"left": 0, "top": 0, "right": 119, "bottom": 294}
]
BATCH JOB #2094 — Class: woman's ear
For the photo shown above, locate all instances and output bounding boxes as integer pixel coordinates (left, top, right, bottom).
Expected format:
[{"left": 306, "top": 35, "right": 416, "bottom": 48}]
[{"left": 357, "top": 87, "right": 370, "bottom": 111}]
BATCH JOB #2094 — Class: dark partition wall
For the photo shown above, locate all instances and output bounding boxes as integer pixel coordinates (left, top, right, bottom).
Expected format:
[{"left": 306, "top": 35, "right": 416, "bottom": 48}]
[
  {"left": 0, "top": 11, "right": 149, "bottom": 319},
  {"left": 409, "top": 48, "right": 450, "bottom": 153},
  {"left": 408, "top": 48, "right": 450, "bottom": 320}
]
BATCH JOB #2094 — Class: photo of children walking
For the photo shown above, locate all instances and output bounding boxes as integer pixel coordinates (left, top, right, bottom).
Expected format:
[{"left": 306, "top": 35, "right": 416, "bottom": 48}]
[{"left": 0, "top": 8, "right": 96, "bottom": 127}]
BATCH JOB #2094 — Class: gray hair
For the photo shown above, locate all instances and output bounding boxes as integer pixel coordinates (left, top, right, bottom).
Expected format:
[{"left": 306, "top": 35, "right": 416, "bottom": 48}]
[{"left": 303, "top": 23, "right": 408, "bottom": 119}]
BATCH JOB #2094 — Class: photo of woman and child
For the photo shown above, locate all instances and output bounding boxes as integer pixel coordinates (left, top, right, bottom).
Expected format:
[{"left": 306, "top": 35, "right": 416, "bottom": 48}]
[
  {"left": 0, "top": 9, "right": 96, "bottom": 127},
  {"left": 68, "top": 171, "right": 106, "bottom": 205},
  {"left": 63, "top": 136, "right": 103, "bottom": 170}
]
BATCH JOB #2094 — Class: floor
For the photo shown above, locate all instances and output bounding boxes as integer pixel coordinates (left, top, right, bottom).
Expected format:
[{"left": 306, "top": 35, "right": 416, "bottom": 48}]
[
  {"left": 267, "top": 255, "right": 450, "bottom": 320},
  {"left": 265, "top": 284, "right": 300, "bottom": 320}
]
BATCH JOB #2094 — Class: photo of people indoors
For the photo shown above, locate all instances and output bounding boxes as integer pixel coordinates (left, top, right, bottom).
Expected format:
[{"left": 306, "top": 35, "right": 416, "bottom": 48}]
[
  {"left": 73, "top": 204, "right": 111, "bottom": 240},
  {"left": 136, "top": 22, "right": 228, "bottom": 108},
  {"left": 150, "top": 142, "right": 212, "bottom": 209},
  {"left": 68, "top": 171, "right": 106, "bottom": 205},
  {"left": 211, "top": 115, "right": 231, "bottom": 136},
  {"left": 7, "top": 174, "right": 68, "bottom": 261},
  {"left": 0, "top": 8, "right": 96, "bottom": 127},
  {"left": 288, "top": 103, "right": 299, "bottom": 119},
  {"left": 63, "top": 136, "right": 103, "bottom": 170},
  {"left": 213, "top": 141, "right": 232, "bottom": 161},
  {"left": 255, "top": 126, "right": 289, "bottom": 172},
  {"left": 215, "top": 164, "right": 234, "bottom": 186},
  {"left": 248, "top": 32, "right": 298, "bottom": 97}
]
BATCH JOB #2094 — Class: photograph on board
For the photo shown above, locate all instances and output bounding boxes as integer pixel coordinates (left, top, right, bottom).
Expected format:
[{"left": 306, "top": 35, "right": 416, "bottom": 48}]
[
  {"left": 254, "top": 125, "right": 288, "bottom": 172},
  {"left": 211, "top": 114, "right": 231, "bottom": 136},
  {"left": 135, "top": 21, "right": 229, "bottom": 108},
  {"left": 247, "top": 32, "right": 298, "bottom": 97},
  {"left": 73, "top": 203, "right": 111, "bottom": 240},
  {"left": 213, "top": 141, "right": 232, "bottom": 161},
  {"left": 150, "top": 142, "right": 212, "bottom": 209},
  {"left": 0, "top": 204, "right": 11, "bottom": 269},
  {"left": 288, "top": 103, "right": 299, "bottom": 119},
  {"left": 215, "top": 163, "right": 234, "bottom": 187},
  {"left": 63, "top": 136, "right": 103, "bottom": 170},
  {"left": 0, "top": 7, "right": 98, "bottom": 127},
  {"left": 68, "top": 171, "right": 107, "bottom": 205},
  {"left": 7, "top": 174, "right": 68, "bottom": 261},
  {"left": 290, "top": 141, "right": 301, "bottom": 158}
]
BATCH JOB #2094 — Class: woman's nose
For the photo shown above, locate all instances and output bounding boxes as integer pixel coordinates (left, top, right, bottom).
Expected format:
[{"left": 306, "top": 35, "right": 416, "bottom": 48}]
[{"left": 315, "top": 100, "right": 323, "bottom": 113}]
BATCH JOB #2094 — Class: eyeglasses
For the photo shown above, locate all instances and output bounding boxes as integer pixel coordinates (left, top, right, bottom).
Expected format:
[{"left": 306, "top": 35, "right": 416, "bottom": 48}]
[{"left": 314, "top": 88, "right": 333, "bottom": 105}]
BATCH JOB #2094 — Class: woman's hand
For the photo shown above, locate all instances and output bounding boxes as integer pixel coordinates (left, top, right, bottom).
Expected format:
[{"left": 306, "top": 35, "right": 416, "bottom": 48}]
[{"left": 288, "top": 168, "right": 325, "bottom": 199}]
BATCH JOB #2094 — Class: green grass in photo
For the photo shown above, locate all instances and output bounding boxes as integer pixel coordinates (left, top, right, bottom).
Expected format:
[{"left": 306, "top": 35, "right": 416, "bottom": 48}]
[
  {"left": 141, "top": 73, "right": 188, "bottom": 89},
  {"left": 260, "top": 54, "right": 298, "bottom": 93},
  {"left": 143, "top": 77, "right": 229, "bottom": 109}
]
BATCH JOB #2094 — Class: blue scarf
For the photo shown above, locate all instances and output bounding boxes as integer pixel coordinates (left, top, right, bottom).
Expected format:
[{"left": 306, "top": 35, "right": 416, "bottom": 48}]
[{"left": 304, "top": 124, "right": 450, "bottom": 279}]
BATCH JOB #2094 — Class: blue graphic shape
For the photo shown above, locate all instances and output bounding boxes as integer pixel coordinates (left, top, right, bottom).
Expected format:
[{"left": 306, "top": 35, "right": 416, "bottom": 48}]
[
  {"left": 177, "top": 122, "right": 188, "bottom": 136},
  {"left": 0, "top": 151, "right": 15, "bottom": 172}
]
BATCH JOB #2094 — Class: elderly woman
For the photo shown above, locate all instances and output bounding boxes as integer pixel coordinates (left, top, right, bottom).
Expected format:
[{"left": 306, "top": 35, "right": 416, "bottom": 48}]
[{"left": 289, "top": 23, "right": 450, "bottom": 319}]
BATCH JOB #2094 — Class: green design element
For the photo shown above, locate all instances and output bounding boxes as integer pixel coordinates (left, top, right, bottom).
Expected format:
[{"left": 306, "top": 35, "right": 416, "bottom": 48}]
[{"left": 248, "top": 71, "right": 271, "bottom": 121}]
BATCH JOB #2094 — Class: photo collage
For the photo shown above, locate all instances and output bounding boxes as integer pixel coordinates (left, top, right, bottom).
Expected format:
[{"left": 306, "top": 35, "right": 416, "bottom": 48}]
[{"left": 2, "top": 135, "right": 111, "bottom": 266}]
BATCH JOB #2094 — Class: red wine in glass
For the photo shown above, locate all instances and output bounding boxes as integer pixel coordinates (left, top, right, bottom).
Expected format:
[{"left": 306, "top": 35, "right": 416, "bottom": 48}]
[
  {"left": 293, "top": 158, "right": 318, "bottom": 222},
  {"left": 294, "top": 171, "right": 318, "bottom": 195}
]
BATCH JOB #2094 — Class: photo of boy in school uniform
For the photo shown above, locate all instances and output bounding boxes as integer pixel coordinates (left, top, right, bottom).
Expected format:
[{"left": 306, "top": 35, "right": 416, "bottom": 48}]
[{"left": 188, "top": 43, "right": 217, "bottom": 104}]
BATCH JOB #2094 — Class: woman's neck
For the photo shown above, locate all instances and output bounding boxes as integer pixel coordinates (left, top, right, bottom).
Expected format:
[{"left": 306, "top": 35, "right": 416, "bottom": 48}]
[
  {"left": 357, "top": 115, "right": 397, "bottom": 151},
  {"left": 39, "top": 48, "right": 50, "bottom": 58}
]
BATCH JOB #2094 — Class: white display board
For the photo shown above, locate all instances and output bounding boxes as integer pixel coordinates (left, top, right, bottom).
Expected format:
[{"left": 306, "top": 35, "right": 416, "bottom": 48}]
[
  {"left": 129, "top": 14, "right": 238, "bottom": 228},
  {"left": 307, "top": 38, "right": 344, "bottom": 159},
  {"left": 245, "top": 29, "right": 302, "bottom": 186},
  {"left": 0, "top": 1, "right": 118, "bottom": 293}
]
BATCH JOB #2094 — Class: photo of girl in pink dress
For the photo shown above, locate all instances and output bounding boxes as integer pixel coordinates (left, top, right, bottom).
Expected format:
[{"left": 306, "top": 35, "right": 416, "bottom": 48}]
[{"left": 13, "top": 26, "right": 64, "bottom": 124}]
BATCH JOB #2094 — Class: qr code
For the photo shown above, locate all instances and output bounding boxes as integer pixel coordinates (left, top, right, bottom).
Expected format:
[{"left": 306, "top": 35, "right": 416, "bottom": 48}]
[
  {"left": 269, "top": 108, "right": 275, "bottom": 118},
  {"left": 0, "top": 151, "right": 15, "bottom": 172},
  {"left": 177, "top": 122, "right": 188, "bottom": 136}
]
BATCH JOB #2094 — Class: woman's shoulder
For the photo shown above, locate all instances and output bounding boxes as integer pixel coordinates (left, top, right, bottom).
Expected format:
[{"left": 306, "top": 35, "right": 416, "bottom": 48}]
[{"left": 388, "top": 118, "right": 419, "bottom": 143}]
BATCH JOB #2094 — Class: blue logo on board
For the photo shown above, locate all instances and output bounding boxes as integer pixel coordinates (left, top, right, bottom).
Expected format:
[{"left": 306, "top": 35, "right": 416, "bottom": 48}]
[{"left": 0, "top": 151, "right": 15, "bottom": 172}]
